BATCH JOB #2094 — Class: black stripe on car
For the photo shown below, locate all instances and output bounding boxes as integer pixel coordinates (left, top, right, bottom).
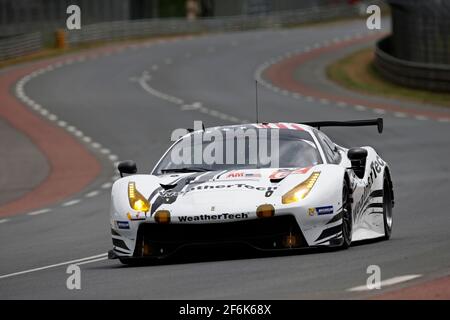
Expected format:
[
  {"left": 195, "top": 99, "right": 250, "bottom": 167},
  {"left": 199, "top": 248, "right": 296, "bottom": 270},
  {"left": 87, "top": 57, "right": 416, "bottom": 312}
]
[
  {"left": 315, "top": 224, "right": 342, "bottom": 242},
  {"left": 326, "top": 211, "right": 343, "bottom": 225},
  {"left": 112, "top": 238, "right": 129, "bottom": 250}
]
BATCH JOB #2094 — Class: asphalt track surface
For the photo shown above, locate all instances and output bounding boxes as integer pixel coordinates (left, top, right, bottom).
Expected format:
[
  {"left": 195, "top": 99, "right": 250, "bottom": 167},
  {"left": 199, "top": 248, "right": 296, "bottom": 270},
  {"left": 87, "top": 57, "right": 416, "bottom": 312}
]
[{"left": 1, "top": 19, "right": 450, "bottom": 299}]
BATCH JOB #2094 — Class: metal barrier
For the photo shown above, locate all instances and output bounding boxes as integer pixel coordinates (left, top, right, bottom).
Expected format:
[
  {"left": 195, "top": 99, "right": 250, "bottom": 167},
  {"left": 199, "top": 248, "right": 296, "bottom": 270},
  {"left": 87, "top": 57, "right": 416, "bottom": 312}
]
[
  {"left": 0, "top": 33, "right": 42, "bottom": 61},
  {"left": 374, "top": 36, "right": 450, "bottom": 92},
  {"left": 66, "top": 3, "right": 369, "bottom": 45},
  {"left": 1, "top": 1, "right": 380, "bottom": 61}
]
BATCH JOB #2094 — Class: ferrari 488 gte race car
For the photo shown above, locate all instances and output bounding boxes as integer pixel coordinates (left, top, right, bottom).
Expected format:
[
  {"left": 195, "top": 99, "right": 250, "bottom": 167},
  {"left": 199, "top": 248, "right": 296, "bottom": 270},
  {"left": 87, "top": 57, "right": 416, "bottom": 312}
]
[{"left": 108, "top": 118, "right": 394, "bottom": 264}]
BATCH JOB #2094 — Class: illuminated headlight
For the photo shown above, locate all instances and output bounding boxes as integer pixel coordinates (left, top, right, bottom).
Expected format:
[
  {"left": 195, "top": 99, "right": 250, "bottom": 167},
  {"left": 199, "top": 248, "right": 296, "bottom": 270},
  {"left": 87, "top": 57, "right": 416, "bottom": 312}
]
[
  {"left": 154, "top": 210, "right": 171, "bottom": 223},
  {"left": 256, "top": 204, "right": 275, "bottom": 218},
  {"left": 128, "top": 182, "right": 150, "bottom": 212},
  {"left": 281, "top": 172, "right": 320, "bottom": 204}
]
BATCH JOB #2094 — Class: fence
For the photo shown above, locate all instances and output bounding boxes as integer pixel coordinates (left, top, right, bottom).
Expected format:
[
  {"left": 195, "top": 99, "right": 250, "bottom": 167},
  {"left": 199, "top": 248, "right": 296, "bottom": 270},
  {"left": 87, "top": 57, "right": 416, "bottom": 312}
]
[
  {"left": 66, "top": 2, "right": 370, "bottom": 45},
  {"left": 0, "top": 33, "right": 42, "bottom": 61},
  {"left": 1, "top": 1, "right": 379, "bottom": 61}
]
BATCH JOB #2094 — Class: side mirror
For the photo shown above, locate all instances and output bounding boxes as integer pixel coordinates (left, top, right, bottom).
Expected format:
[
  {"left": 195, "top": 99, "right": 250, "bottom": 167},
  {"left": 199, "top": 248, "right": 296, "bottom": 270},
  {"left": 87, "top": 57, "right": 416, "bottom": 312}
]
[
  {"left": 118, "top": 160, "right": 137, "bottom": 177},
  {"left": 347, "top": 148, "right": 368, "bottom": 179}
]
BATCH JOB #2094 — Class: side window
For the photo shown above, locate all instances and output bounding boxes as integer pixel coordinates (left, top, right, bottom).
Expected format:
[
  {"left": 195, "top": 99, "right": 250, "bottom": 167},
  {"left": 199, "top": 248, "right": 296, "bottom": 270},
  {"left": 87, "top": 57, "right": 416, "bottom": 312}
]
[{"left": 316, "top": 131, "right": 341, "bottom": 164}]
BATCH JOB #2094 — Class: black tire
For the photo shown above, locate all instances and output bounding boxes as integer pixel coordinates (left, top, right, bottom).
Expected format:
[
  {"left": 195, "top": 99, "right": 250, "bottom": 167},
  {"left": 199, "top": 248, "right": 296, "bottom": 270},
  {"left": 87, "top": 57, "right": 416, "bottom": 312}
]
[
  {"left": 382, "top": 175, "right": 394, "bottom": 240},
  {"left": 341, "top": 179, "right": 353, "bottom": 249}
]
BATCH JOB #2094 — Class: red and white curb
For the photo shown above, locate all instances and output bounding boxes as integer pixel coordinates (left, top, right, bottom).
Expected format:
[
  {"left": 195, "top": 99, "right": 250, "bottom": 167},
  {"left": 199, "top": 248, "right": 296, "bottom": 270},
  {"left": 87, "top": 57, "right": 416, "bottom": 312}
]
[{"left": 254, "top": 30, "right": 450, "bottom": 124}]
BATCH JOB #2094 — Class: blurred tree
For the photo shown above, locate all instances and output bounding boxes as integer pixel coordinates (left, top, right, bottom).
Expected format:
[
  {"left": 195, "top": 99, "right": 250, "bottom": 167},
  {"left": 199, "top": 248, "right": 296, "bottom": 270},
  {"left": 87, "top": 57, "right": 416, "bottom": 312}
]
[{"left": 159, "top": 0, "right": 186, "bottom": 18}]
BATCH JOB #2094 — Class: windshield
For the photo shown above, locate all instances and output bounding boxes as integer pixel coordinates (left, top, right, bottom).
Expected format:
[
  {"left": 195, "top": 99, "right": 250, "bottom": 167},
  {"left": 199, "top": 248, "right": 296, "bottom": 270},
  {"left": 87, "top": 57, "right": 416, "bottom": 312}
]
[{"left": 153, "top": 128, "right": 322, "bottom": 175}]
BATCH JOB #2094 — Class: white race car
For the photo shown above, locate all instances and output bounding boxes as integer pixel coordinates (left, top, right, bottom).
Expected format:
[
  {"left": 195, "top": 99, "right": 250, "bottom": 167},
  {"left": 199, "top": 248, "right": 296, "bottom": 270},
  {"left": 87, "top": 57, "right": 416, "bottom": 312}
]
[{"left": 108, "top": 119, "right": 394, "bottom": 264}]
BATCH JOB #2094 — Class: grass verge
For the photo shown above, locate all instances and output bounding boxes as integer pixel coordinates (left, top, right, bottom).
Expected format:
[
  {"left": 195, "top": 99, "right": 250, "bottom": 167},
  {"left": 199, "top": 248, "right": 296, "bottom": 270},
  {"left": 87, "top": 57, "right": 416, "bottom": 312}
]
[{"left": 327, "top": 47, "right": 450, "bottom": 108}]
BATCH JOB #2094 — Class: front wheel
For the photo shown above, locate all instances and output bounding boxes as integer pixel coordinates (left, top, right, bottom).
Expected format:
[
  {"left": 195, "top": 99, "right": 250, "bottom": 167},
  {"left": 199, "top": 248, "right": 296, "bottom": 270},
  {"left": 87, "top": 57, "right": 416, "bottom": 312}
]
[{"left": 341, "top": 179, "right": 353, "bottom": 249}]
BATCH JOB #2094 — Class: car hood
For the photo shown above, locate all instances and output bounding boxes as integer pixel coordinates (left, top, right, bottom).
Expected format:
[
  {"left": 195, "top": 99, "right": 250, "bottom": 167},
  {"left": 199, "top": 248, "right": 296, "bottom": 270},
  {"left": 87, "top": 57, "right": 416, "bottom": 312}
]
[{"left": 112, "top": 167, "right": 316, "bottom": 218}]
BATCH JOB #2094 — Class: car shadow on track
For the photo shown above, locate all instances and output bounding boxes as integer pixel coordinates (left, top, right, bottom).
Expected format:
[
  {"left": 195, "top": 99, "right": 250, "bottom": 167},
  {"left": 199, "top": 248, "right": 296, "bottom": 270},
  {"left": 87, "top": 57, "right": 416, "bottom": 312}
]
[{"left": 97, "top": 243, "right": 367, "bottom": 269}]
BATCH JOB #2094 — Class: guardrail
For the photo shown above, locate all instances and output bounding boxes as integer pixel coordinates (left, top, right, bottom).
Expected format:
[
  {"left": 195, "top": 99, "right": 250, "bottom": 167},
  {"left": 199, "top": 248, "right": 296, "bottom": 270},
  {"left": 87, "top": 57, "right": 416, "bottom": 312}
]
[
  {"left": 0, "top": 33, "right": 43, "bottom": 61},
  {"left": 1, "top": 1, "right": 382, "bottom": 62},
  {"left": 374, "top": 36, "right": 450, "bottom": 92},
  {"left": 66, "top": 3, "right": 371, "bottom": 45}
]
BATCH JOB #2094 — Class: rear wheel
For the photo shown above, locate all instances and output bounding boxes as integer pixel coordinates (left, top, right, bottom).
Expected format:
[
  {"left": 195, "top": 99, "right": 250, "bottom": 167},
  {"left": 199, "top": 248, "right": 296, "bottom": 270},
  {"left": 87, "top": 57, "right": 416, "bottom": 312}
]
[
  {"left": 382, "top": 175, "right": 393, "bottom": 240},
  {"left": 341, "top": 179, "right": 352, "bottom": 248}
]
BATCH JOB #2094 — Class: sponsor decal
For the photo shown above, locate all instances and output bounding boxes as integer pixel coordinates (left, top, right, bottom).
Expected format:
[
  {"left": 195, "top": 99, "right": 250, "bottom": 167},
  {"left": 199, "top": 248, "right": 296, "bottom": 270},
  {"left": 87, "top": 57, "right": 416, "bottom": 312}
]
[
  {"left": 116, "top": 221, "right": 130, "bottom": 229},
  {"left": 226, "top": 171, "right": 243, "bottom": 178},
  {"left": 178, "top": 212, "right": 249, "bottom": 222},
  {"left": 269, "top": 169, "right": 292, "bottom": 180},
  {"left": 353, "top": 156, "right": 386, "bottom": 220},
  {"left": 308, "top": 206, "right": 334, "bottom": 216},
  {"left": 159, "top": 184, "right": 277, "bottom": 197},
  {"left": 244, "top": 173, "right": 261, "bottom": 178},
  {"left": 225, "top": 171, "right": 262, "bottom": 179},
  {"left": 127, "top": 212, "right": 146, "bottom": 221},
  {"left": 269, "top": 167, "right": 311, "bottom": 180}
]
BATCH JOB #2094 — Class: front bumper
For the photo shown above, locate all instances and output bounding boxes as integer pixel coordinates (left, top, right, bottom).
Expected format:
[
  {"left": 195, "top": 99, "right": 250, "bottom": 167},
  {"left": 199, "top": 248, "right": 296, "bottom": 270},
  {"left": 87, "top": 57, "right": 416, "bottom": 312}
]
[{"left": 112, "top": 215, "right": 309, "bottom": 259}]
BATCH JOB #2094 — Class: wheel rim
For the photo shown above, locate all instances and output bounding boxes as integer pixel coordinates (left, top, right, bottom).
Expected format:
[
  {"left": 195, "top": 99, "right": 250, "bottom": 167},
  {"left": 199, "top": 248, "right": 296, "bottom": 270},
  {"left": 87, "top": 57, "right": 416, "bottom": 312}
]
[{"left": 342, "top": 183, "right": 352, "bottom": 242}]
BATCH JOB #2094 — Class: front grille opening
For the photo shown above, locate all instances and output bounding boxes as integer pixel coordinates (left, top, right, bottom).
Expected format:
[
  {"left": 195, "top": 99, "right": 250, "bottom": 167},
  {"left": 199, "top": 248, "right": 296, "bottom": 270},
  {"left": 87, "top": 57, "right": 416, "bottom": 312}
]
[{"left": 134, "top": 215, "right": 307, "bottom": 257}]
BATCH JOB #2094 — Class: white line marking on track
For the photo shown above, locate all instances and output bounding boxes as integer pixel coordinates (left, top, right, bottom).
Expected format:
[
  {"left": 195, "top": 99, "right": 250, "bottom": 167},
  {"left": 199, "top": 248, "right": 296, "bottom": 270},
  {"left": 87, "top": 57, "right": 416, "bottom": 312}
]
[
  {"left": 0, "top": 253, "right": 108, "bottom": 280},
  {"left": 347, "top": 274, "right": 422, "bottom": 292},
  {"left": 57, "top": 120, "right": 67, "bottom": 127},
  {"left": 47, "top": 114, "right": 58, "bottom": 121},
  {"left": 373, "top": 108, "right": 386, "bottom": 114},
  {"left": 108, "top": 154, "right": 118, "bottom": 161},
  {"left": 75, "top": 257, "right": 108, "bottom": 266},
  {"left": 0, "top": 219, "right": 10, "bottom": 224},
  {"left": 394, "top": 112, "right": 406, "bottom": 118},
  {"left": 181, "top": 102, "right": 202, "bottom": 111},
  {"left": 27, "top": 208, "right": 51, "bottom": 216},
  {"left": 62, "top": 199, "right": 81, "bottom": 207},
  {"left": 138, "top": 72, "right": 184, "bottom": 105},
  {"left": 85, "top": 190, "right": 100, "bottom": 198},
  {"left": 101, "top": 182, "right": 113, "bottom": 189}
]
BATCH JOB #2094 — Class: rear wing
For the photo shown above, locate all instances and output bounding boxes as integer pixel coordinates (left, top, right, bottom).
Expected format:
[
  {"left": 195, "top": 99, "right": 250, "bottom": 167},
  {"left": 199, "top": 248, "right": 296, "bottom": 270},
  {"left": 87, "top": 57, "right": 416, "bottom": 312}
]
[{"left": 301, "top": 118, "right": 383, "bottom": 134}]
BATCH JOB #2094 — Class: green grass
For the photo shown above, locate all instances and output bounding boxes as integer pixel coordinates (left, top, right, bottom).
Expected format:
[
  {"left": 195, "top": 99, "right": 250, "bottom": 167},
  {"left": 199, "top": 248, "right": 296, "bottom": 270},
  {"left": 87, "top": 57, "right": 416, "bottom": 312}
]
[{"left": 327, "top": 48, "right": 450, "bottom": 108}]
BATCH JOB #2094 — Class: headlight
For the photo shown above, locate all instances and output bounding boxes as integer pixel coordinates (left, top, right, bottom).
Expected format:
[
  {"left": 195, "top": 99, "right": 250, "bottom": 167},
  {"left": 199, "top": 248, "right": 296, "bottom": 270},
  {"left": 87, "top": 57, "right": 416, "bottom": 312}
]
[
  {"left": 281, "top": 172, "right": 320, "bottom": 204},
  {"left": 154, "top": 210, "right": 171, "bottom": 223},
  {"left": 256, "top": 204, "right": 275, "bottom": 218},
  {"left": 128, "top": 182, "right": 150, "bottom": 212}
]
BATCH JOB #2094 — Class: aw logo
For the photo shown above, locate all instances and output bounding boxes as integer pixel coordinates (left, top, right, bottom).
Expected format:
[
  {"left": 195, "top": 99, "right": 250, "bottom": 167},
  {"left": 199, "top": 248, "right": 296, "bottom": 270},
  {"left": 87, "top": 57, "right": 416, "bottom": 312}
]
[
  {"left": 66, "top": 264, "right": 81, "bottom": 290},
  {"left": 66, "top": 4, "right": 81, "bottom": 30},
  {"left": 366, "top": 5, "right": 381, "bottom": 30}
]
